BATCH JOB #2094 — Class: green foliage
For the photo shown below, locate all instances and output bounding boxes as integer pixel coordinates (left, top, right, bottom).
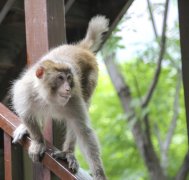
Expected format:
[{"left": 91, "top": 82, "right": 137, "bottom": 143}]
[
  {"left": 102, "top": 27, "right": 125, "bottom": 57},
  {"left": 76, "top": 59, "right": 187, "bottom": 179},
  {"left": 76, "top": 69, "right": 147, "bottom": 179},
  {"left": 76, "top": 2, "right": 187, "bottom": 179}
]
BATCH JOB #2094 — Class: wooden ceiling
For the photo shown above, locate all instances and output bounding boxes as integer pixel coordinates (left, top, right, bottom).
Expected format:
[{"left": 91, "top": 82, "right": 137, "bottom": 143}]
[{"left": 0, "top": 0, "right": 133, "bottom": 101}]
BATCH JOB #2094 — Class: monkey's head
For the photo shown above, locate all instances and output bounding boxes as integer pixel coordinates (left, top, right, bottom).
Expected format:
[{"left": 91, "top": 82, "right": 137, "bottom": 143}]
[{"left": 35, "top": 60, "right": 74, "bottom": 105}]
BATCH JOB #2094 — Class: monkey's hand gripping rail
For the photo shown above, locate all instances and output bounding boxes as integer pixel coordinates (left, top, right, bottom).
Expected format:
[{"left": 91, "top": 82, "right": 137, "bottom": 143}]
[{"left": 0, "top": 103, "right": 90, "bottom": 180}]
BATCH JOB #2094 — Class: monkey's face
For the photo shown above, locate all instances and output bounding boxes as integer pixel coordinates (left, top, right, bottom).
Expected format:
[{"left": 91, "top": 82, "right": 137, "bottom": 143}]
[
  {"left": 36, "top": 60, "right": 74, "bottom": 106},
  {"left": 48, "top": 70, "right": 74, "bottom": 105}
]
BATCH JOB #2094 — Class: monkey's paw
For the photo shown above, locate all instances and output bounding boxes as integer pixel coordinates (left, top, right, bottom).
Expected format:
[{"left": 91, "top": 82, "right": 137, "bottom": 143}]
[
  {"left": 93, "top": 168, "right": 107, "bottom": 180},
  {"left": 12, "top": 124, "right": 28, "bottom": 143},
  {"left": 28, "top": 141, "right": 46, "bottom": 162},
  {"left": 52, "top": 150, "right": 79, "bottom": 173}
]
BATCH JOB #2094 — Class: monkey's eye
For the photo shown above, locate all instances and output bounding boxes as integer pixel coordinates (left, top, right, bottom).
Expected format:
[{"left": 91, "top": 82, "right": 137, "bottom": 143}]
[
  {"left": 57, "top": 75, "right": 64, "bottom": 81},
  {"left": 67, "top": 74, "right": 72, "bottom": 81}
]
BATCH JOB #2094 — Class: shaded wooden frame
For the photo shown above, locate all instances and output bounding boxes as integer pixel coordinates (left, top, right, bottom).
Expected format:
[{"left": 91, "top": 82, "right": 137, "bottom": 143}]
[{"left": 178, "top": 0, "right": 189, "bottom": 143}]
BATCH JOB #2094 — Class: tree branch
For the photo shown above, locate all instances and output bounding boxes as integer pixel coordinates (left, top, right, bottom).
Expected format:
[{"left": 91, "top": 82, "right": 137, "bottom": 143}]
[
  {"left": 104, "top": 52, "right": 133, "bottom": 114},
  {"left": 163, "top": 72, "right": 181, "bottom": 150},
  {"left": 132, "top": 73, "right": 142, "bottom": 100},
  {"left": 142, "top": 0, "right": 170, "bottom": 108},
  {"left": 154, "top": 122, "right": 163, "bottom": 153},
  {"left": 103, "top": 52, "right": 166, "bottom": 180},
  {"left": 175, "top": 151, "right": 189, "bottom": 180},
  {"left": 147, "top": 0, "right": 158, "bottom": 39},
  {"left": 101, "top": 1, "right": 171, "bottom": 179},
  {"left": 161, "top": 71, "right": 182, "bottom": 171}
]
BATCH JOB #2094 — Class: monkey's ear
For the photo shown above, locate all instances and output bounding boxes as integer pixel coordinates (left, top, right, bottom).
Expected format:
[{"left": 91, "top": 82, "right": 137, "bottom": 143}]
[{"left": 36, "top": 66, "right": 44, "bottom": 79}]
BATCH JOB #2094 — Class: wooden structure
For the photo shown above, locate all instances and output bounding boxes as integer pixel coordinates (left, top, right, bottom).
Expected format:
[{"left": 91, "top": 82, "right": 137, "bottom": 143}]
[
  {"left": 0, "top": 0, "right": 134, "bottom": 179},
  {"left": 178, "top": 0, "right": 189, "bottom": 143},
  {"left": 0, "top": 0, "right": 189, "bottom": 179},
  {"left": 0, "top": 0, "right": 134, "bottom": 100},
  {"left": 0, "top": 104, "right": 77, "bottom": 180}
]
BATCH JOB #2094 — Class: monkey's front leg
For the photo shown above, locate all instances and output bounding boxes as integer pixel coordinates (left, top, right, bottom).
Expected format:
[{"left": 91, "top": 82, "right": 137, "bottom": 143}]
[
  {"left": 12, "top": 124, "right": 28, "bottom": 143},
  {"left": 13, "top": 116, "right": 46, "bottom": 162},
  {"left": 27, "top": 117, "right": 46, "bottom": 162},
  {"left": 52, "top": 127, "right": 79, "bottom": 173}
]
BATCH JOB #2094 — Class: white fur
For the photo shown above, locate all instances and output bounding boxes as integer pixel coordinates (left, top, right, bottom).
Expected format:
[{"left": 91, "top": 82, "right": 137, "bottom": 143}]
[
  {"left": 28, "top": 141, "right": 46, "bottom": 162},
  {"left": 79, "top": 15, "right": 109, "bottom": 52},
  {"left": 12, "top": 124, "right": 28, "bottom": 143}
]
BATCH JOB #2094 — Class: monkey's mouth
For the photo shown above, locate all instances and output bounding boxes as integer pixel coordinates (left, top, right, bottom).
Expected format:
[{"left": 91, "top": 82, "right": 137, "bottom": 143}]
[{"left": 59, "top": 94, "right": 71, "bottom": 99}]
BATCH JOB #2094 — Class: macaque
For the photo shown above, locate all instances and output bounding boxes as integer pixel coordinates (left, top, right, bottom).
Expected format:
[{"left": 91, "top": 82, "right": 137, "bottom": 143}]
[{"left": 11, "top": 15, "right": 109, "bottom": 180}]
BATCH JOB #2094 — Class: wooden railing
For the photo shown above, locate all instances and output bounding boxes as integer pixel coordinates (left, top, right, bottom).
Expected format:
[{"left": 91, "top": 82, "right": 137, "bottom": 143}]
[{"left": 0, "top": 103, "right": 77, "bottom": 180}]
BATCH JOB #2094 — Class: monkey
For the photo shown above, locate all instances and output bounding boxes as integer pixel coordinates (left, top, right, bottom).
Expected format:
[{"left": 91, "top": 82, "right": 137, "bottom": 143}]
[{"left": 11, "top": 15, "right": 109, "bottom": 180}]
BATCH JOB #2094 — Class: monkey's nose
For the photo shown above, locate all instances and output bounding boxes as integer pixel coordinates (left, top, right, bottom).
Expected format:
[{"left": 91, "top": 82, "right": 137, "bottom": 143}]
[{"left": 66, "top": 88, "right": 70, "bottom": 92}]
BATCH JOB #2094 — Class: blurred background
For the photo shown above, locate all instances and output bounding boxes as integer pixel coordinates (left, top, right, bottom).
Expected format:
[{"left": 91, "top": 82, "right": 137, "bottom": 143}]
[{"left": 77, "top": 0, "right": 188, "bottom": 179}]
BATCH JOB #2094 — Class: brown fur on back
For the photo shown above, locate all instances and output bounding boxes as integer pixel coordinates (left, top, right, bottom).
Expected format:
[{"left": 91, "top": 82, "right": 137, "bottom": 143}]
[
  {"left": 74, "top": 48, "right": 98, "bottom": 103},
  {"left": 51, "top": 45, "right": 99, "bottom": 103}
]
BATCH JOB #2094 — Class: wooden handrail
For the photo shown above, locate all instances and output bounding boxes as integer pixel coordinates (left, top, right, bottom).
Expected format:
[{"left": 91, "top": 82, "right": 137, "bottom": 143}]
[{"left": 0, "top": 103, "right": 77, "bottom": 180}]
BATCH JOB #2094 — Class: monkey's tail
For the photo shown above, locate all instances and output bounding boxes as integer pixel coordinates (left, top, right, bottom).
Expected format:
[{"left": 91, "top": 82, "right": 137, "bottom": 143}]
[{"left": 78, "top": 15, "right": 109, "bottom": 52}]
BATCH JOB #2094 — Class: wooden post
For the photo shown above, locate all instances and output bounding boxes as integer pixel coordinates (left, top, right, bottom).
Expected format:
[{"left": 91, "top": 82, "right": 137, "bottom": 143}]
[
  {"left": 24, "top": 0, "right": 66, "bottom": 179},
  {"left": 178, "top": 0, "right": 189, "bottom": 143},
  {"left": 25, "top": 0, "right": 66, "bottom": 64},
  {"left": 4, "top": 132, "right": 12, "bottom": 180}
]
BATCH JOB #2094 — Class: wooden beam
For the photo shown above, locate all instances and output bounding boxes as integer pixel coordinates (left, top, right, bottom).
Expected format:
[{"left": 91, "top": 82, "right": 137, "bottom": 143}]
[
  {"left": 89, "top": 0, "right": 134, "bottom": 50},
  {"left": 103, "top": 0, "right": 134, "bottom": 44},
  {"left": 0, "top": 0, "right": 16, "bottom": 24},
  {"left": 65, "top": 0, "right": 75, "bottom": 14},
  {"left": 0, "top": 63, "right": 14, "bottom": 70},
  {"left": 178, "top": 0, "right": 189, "bottom": 143}
]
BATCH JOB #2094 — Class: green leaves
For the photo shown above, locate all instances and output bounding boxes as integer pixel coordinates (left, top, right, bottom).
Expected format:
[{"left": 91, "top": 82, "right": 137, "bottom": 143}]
[
  {"left": 76, "top": 4, "right": 186, "bottom": 178},
  {"left": 76, "top": 59, "right": 187, "bottom": 179},
  {"left": 102, "top": 27, "right": 125, "bottom": 56}
]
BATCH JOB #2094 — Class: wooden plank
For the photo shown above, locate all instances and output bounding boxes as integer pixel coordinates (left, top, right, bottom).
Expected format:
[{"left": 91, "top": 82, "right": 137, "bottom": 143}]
[
  {"left": 0, "top": 130, "right": 4, "bottom": 180},
  {"left": 0, "top": 0, "right": 16, "bottom": 24},
  {"left": 178, "top": 0, "right": 189, "bottom": 142},
  {"left": 24, "top": 0, "right": 66, "bottom": 179},
  {"left": 4, "top": 132, "right": 12, "bottom": 180},
  {"left": 0, "top": 103, "right": 77, "bottom": 180},
  {"left": 65, "top": 0, "right": 75, "bottom": 14}
]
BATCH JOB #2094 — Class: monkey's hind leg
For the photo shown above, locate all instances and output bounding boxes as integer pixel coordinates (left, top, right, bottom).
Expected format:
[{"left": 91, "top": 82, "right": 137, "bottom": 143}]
[{"left": 52, "top": 127, "right": 79, "bottom": 173}]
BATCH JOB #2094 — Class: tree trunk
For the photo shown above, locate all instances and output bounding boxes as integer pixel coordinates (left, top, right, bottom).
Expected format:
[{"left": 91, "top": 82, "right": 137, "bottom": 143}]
[
  {"left": 175, "top": 151, "right": 189, "bottom": 180},
  {"left": 104, "top": 53, "right": 166, "bottom": 180}
]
